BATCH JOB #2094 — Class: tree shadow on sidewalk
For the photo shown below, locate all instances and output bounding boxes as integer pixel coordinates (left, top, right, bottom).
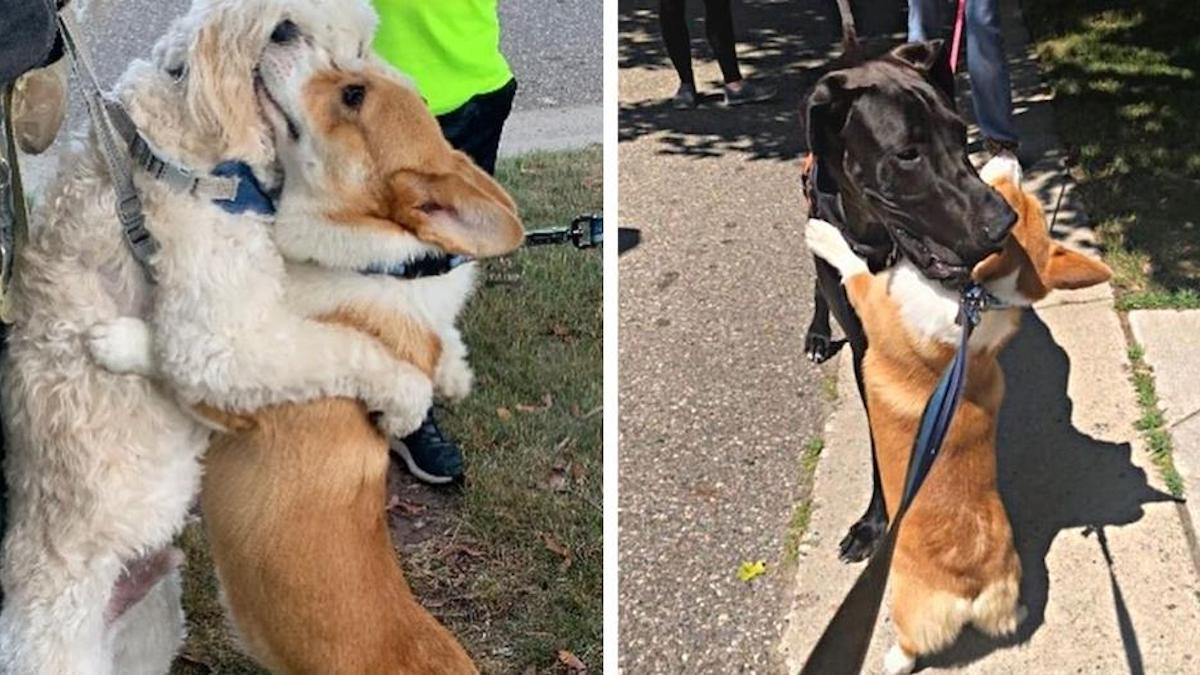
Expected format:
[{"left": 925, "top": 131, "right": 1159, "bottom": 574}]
[
  {"left": 618, "top": 0, "right": 907, "bottom": 162},
  {"left": 920, "top": 311, "right": 1175, "bottom": 671}
]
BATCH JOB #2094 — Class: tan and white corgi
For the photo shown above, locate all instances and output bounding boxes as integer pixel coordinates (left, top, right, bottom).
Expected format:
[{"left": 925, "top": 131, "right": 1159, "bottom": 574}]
[
  {"left": 805, "top": 166, "right": 1111, "bottom": 674},
  {"left": 88, "top": 58, "right": 523, "bottom": 672}
]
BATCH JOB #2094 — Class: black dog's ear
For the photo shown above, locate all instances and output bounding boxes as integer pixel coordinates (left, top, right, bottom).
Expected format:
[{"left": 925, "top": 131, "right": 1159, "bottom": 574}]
[
  {"left": 805, "top": 72, "right": 848, "bottom": 159},
  {"left": 889, "top": 39, "right": 956, "bottom": 105}
]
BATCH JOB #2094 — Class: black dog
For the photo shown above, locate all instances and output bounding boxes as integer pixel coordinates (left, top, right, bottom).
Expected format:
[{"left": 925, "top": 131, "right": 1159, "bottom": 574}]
[{"left": 802, "top": 40, "right": 1017, "bottom": 562}]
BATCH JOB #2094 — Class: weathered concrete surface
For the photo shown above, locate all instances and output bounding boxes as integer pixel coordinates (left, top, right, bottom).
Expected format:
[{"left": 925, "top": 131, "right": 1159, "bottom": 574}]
[{"left": 1129, "top": 308, "right": 1200, "bottom": 561}]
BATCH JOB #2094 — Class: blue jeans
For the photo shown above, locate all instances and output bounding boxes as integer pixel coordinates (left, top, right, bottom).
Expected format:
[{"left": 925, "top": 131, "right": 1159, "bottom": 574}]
[{"left": 908, "top": 0, "right": 1018, "bottom": 147}]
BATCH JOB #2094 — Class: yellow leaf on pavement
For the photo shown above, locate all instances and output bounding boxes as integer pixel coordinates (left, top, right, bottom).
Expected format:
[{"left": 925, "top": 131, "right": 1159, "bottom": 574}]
[{"left": 736, "top": 560, "right": 767, "bottom": 582}]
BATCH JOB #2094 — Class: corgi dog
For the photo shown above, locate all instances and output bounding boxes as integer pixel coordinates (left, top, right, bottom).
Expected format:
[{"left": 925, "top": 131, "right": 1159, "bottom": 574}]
[
  {"left": 87, "top": 54, "right": 523, "bottom": 672},
  {"left": 804, "top": 164, "right": 1112, "bottom": 674}
]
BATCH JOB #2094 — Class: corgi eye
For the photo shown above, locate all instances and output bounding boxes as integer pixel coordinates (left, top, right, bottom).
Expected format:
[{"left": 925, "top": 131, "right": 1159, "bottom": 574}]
[{"left": 341, "top": 84, "right": 366, "bottom": 110}]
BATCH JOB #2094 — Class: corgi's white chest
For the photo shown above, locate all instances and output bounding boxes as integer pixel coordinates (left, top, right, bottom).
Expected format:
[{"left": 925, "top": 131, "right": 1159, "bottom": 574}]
[{"left": 887, "top": 261, "right": 1021, "bottom": 352}]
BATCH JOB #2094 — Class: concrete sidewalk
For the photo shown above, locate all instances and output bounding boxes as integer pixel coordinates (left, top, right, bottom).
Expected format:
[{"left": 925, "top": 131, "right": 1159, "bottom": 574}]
[
  {"left": 780, "top": 0, "right": 1200, "bottom": 671},
  {"left": 1129, "top": 309, "right": 1200, "bottom": 551}
]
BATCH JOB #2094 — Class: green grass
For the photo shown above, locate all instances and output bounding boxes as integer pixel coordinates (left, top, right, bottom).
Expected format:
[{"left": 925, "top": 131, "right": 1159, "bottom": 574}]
[
  {"left": 173, "top": 147, "right": 603, "bottom": 673},
  {"left": 1127, "top": 341, "right": 1185, "bottom": 497},
  {"left": 782, "top": 438, "right": 825, "bottom": 564},
  {"left": 1023, "top": 1, "right": 1193, "bottom": 495},
  {"left": 1023, "top": 0, "right": 1200, "bottom": 307}
]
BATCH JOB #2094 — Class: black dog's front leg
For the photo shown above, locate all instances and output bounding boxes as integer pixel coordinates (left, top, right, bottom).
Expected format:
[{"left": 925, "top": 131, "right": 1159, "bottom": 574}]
[
  {"left": 837, "top": 340, "right": 888, "bottom": 562},
  {"left": 804, "top": 259, "right": 845, "bottom": 364},
  {"left": 811, "top": 257, "right": 888, "bottom": 563}
]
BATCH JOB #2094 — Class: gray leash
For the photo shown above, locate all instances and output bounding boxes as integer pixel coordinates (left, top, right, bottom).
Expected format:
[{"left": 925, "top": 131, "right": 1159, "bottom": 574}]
[
  {"left": 55, "top": 9, "right": 238, "bottom": 279},
  {"left": 0, "top": 83, "right": 26, "bottom": 322}
]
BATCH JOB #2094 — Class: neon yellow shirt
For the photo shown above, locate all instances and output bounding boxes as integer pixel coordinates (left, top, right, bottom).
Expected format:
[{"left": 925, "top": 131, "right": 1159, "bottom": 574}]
[{"left": 372, "top": 1, "right": 513, "bottom": 116}]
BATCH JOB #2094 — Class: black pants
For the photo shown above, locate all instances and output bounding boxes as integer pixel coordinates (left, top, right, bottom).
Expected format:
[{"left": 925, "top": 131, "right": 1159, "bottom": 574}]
[
  {"left": 659, "top": 0, "right": 742, "bottom": 87},
  {"left": 436, "top": 78, "right": 517, "bottom": 176}
]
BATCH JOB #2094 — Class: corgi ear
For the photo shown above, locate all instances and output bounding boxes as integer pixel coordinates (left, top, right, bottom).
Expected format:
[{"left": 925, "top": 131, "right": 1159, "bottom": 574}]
[
  {"left": 1043, "top": 245, "right": 1112, "bottom": 290},
  {"left": 388, "top": 153, "right": 524, "bottom": 257}
]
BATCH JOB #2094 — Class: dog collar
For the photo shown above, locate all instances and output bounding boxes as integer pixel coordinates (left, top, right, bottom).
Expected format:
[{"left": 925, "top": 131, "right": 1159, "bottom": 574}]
[
  {"left": 210, "top": 161, "right": 276, "bottom": 216},
  {"left": 358, "top": 253, "right": 472, "bottom": 280}
]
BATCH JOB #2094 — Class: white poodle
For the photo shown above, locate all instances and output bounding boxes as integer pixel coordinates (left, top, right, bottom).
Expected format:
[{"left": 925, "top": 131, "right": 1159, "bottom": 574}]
[{"left": 0, "top": 1, "right": 432, "bottom": 672}]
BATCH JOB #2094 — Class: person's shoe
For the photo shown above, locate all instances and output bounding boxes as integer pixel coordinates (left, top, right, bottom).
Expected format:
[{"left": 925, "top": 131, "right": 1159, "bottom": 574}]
[
  {"left": 723, "top": 80, "right": 776, "bottom": 106},
  {"left": 390, "top": 410, "right": 464, "bottom": 485},
  {"left": 671, "top": 83, "right": 697, "bottom": 109},
  {"left": 12, "top": 59, "right": 67, "bottom": 155}
]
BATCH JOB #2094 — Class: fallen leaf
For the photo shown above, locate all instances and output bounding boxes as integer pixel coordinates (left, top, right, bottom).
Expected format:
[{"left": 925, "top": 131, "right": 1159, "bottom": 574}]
[
  {"left": 385, "top": 495, "right": 427, "bottom": 516},
  {"left": 549, "top": 322, "right": 574, "bottom": 339},
  {"left": 736, "top": 560, "right": 767, "bottom": 582},
  {"left": 569, "top": 462, "right": 586, "bottom": 485},
  {"left": 545, "top": 469, "right": 569, "bottom": 493},
  {"left": 516, "top": 393, "right": 554, "bottom": 414},
  {"left": 557, "top": 649, "right": 586, "bottom": 672},
  {"left": 496, "top": 407, "right": 512, "bottom": 421},
  {"left": 543, "top": 534, "right": 574, "bottom": 571}
]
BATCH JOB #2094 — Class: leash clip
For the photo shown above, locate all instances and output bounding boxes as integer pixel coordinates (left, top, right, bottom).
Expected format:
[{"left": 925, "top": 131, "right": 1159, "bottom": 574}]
[
  {"left": 569, "top": 214, "right": 603, "bottom": 249},
  {"left": 958, "top": 282, "right": 1001, "bottom": 328}
]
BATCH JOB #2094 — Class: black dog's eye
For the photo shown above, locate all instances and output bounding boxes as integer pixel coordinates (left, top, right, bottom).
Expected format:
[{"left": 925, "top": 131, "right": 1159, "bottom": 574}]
[
  {"left": 270, "top": 19, "right": 300, "bottom": 44},
  {"left": 896, "top": 147, "right": 920, "bottom": 162},
  {"left": 341, "top": 84, "right": 366, "bottom": 110}
]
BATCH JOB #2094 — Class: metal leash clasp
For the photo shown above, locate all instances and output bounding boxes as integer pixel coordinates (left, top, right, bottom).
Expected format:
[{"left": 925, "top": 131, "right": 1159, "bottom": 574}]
[{"left": 958, "top": 282, "right": 1001, "bottom": 328}]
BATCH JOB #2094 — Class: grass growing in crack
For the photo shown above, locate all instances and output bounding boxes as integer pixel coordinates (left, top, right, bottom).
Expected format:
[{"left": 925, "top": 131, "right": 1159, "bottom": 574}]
[
  {"left": 172, "top": 147, "right": 602, "bottom": 673},
  {"left": 783, "top": 438, "right": 825, "bottom": 564},
  {"left": 1023, "top": 0, "right": 1200, "bottom": 308},
  {"left": 821, "top": 371, "right": 839, "bottom": 403},
  {"left": 1127, "top": 342, "right": 1185, "bottom": 498}
]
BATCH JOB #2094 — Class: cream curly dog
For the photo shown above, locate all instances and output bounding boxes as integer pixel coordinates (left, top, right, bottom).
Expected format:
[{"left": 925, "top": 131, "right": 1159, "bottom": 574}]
[{"left": 0, "top": 1, "right": 437, "bottom": 672}]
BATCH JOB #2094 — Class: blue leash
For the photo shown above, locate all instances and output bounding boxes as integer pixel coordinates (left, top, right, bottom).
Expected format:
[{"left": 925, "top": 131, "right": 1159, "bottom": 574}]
[{"left": 800, "top": 282, "right": 997, "bottom": 675}]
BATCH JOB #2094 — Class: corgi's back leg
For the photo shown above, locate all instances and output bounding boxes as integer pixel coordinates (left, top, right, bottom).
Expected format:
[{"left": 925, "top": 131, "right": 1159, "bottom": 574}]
[
  {"left": 888, "top": 573, "right": 972, "bottom": 667},
  {"left": 970, "top": 574, "right": 1024, "bottom": 638}
]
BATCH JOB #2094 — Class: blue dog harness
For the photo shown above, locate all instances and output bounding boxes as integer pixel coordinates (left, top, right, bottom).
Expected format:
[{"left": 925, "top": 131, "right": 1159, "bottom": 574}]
[{"left": 210, "top": 161, "right": 276, "bottom": 217}]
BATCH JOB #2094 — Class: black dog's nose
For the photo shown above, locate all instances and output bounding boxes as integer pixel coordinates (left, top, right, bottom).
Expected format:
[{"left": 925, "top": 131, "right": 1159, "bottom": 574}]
[{"left": 982, "top": 192, "right": 1017, "bottom": 242}]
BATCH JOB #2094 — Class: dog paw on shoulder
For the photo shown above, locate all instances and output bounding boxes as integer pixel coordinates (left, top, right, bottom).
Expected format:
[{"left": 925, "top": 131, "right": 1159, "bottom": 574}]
[
  {"left": 86, "top": 316, "right": 155, "bottom": 376},
  {"left": 805, "top": 218, "right": 867, "bottom": 279}
]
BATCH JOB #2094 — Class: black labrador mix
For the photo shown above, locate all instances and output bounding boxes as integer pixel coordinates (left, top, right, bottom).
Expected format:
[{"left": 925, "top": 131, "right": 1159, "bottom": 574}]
[{"left": 802, "top": 40, "right": 1017, "bottom": 562}]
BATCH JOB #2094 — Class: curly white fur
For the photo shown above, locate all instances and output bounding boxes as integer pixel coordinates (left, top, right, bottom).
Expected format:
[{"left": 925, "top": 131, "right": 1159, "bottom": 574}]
[{"left": 0, "top": 1, "right": 382, "bottom": 672}]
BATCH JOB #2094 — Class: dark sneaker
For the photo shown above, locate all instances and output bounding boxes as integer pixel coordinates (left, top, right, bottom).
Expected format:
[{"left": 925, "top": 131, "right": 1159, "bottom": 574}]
[
  {"left": 671, "top": 83, "right": 697, "bottom": 109},
  {"left": 723, "top": 80, "right": 777, "bottom": 106},
  {"left": 391, "top": 410, "right": 464, "bottom": 485}
]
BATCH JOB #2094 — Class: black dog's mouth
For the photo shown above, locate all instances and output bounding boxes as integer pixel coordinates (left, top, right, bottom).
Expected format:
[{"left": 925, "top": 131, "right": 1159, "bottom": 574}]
[
  {"left": 890, "top": 225, "right": 976, "bottom": 283},
  {"left": 255, "top": 74, "right": 300, "bottom": 142}
]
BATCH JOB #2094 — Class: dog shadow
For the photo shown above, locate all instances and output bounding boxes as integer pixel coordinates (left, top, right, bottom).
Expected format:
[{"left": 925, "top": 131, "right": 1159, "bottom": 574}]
[{"left": 918, "top": 311, "right": 1175, "bottom": 671}]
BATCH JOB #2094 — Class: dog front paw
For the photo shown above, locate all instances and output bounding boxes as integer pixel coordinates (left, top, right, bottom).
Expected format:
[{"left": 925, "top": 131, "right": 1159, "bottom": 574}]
[
  {"left": 804, "top": 330, "right": 845, "bottom": 364},
  {"left": 376, "top": 374, "right": 434, "bottom": 438},
  {"left": 435, "top": 357, "right": 474, "bottom": 402},
  {"left": 87, "top": 317, "right": 155, "bottom": 376},
  {"left": 805, "top": 218, "right": 867, "bottom": 280}
]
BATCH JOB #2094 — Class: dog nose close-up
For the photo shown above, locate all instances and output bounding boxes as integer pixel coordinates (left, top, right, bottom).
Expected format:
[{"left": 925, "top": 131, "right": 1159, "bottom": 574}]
[{"left": 981, "top": 192, "right": 1017, "bottom": 243}]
